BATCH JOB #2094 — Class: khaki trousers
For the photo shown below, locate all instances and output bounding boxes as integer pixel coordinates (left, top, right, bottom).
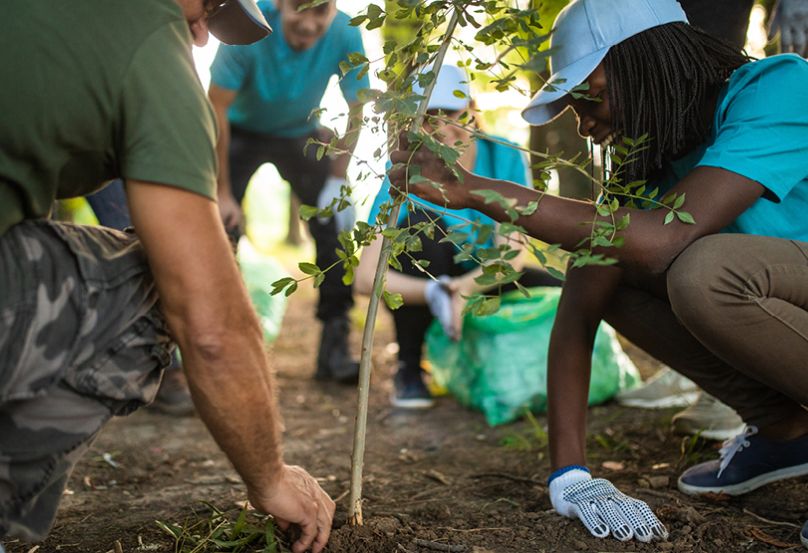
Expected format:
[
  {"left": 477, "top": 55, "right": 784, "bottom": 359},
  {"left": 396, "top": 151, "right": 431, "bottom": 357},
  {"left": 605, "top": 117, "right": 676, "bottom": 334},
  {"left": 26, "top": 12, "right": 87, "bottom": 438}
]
[{"left": 605, "top": 234, "right": 808, "bottom": 428}]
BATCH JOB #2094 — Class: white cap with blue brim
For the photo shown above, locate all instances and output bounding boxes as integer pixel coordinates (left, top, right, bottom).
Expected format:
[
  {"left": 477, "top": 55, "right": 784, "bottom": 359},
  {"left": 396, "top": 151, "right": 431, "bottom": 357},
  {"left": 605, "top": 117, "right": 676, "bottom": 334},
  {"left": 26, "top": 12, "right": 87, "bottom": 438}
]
[{"left": 522, "top": 0, "right": 688, "bottom": 126}]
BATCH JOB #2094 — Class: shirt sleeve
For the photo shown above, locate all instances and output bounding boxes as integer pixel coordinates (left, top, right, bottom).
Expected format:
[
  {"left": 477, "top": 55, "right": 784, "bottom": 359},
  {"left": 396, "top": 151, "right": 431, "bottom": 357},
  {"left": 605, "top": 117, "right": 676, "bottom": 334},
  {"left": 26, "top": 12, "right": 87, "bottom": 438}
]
[
  {"left": 696, "top": 57, "right": 808, "bottom": 202},
  {"left": 210, "top": 43, "right": 252, "bottom": 91},
  {"left": 338, "top": 24, "right": 370, "bottom": 103},
  {"left": 119, "top": 22, "right": 217, "bottom": 199}
]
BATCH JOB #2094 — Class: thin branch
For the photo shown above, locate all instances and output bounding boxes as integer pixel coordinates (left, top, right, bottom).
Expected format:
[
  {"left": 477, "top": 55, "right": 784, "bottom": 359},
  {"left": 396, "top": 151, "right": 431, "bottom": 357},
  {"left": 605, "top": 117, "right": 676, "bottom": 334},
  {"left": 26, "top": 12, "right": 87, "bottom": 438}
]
[{"left": 348, "top": 5, "right": 462, "bottom": 526}]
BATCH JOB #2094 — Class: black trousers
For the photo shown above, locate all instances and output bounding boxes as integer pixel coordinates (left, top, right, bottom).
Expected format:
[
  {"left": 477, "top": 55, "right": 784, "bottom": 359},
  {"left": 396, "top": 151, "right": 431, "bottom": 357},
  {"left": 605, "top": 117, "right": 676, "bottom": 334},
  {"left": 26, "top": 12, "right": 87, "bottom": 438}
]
[
  {"left": 228, "top": 126, "right": 352, "bottom": 321},
  {"left": 390, "top": 211, "right": 561, "bottom": 380}
]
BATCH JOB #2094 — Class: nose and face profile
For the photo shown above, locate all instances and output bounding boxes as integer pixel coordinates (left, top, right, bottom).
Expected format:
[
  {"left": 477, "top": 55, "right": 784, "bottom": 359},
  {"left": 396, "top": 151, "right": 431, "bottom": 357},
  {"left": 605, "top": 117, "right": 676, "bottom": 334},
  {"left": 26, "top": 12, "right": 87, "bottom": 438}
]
[{"left": 568, "top": 63, "right": 618, "bottom": 146}]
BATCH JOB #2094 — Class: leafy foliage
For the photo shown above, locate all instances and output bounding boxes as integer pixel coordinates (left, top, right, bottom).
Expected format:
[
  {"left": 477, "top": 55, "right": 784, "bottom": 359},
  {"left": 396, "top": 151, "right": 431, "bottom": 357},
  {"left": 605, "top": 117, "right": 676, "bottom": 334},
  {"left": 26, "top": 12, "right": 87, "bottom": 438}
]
[
  {"left": 156, "top": 504, "right": 284, "bottom": 553},
  {"left": 271, "top": 1, "right": 696, "bottom": 318}
]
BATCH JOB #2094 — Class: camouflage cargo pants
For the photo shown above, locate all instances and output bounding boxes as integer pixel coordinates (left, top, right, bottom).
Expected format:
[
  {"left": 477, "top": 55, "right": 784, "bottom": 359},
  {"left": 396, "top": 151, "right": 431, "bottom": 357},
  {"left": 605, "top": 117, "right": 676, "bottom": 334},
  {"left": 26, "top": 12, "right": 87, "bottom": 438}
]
[{"left": 0, "top": 220, "right": 173, "bottom": 542}]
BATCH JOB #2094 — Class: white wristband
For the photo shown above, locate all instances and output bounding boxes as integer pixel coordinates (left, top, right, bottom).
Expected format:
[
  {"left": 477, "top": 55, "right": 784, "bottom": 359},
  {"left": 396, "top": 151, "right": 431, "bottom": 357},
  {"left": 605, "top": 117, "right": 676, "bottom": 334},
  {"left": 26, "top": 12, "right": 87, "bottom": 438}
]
[{"left": 549, "top": 469, "right": 592, "bottom": 518}]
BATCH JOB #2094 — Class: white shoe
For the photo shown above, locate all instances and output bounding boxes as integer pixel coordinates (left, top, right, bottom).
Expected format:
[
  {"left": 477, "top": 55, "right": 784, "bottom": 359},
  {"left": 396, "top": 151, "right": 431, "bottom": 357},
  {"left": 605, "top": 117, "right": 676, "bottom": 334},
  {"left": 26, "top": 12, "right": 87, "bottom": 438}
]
[
  {"left": 616, "top": 367, "right": 698, "bottom": 409},
  {"left": 671, "top": 392, "right": 745, "bottom": 441}
]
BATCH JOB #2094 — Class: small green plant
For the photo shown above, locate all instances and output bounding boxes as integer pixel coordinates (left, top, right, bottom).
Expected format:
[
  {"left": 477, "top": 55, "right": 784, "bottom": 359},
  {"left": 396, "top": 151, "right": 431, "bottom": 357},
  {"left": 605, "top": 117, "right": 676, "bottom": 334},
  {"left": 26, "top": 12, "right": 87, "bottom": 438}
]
[
  {"left": 589, "top": 432, "right": 631, "bottom": 455},
  {"left": 500, "top": 409, "right": 549, "bottom": 452},
  {"left": 155, "top": 503, "right": 284, "bottom": 553},
  {"left": 678, "top": 432, "right": 714, "bottom": 469}
]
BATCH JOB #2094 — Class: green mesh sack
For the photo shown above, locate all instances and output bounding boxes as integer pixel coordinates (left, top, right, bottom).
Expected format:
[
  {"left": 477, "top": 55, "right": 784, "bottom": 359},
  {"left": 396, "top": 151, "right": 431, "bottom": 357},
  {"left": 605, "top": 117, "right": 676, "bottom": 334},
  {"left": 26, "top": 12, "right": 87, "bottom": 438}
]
[
  {"left": 237, "top": 240, "right": 288, "bottom": 344},
  {"left": 426, "top": 287, "right": 640, "bottom": 426}
]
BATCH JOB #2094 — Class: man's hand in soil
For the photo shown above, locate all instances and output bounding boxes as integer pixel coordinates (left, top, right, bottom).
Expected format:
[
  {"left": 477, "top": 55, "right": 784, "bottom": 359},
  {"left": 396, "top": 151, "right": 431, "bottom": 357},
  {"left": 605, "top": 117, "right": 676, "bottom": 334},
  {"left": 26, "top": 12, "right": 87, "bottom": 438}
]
[
  {"left": 248, "top": 464, "right": 336, "bottom": 553},
  {"left": 388, "top": 136, "right": 473, "bottom": 210},
  {"left": 549, "top": 467, "right": 668, "bottom": 543}
]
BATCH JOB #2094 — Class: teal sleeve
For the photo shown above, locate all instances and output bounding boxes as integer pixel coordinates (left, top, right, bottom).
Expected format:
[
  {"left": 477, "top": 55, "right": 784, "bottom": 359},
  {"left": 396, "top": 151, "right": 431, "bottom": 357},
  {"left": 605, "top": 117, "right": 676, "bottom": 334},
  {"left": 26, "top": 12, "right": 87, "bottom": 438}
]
[
  {"left": 697, "top": 56, "right": 808, "bottom": 202},
  {"left": 210, "top": 43, "right": 251, "bottom": 91},
  {"left": 338, "top": 24, "right": 370, "bottom": 103}
]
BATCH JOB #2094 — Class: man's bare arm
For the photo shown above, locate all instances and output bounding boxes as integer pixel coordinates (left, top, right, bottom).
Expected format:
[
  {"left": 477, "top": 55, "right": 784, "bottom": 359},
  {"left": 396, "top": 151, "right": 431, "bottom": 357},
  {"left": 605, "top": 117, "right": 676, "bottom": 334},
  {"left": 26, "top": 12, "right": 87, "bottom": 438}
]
[{"left": 126, "top": 181, "right": 334, "bottom": 553}]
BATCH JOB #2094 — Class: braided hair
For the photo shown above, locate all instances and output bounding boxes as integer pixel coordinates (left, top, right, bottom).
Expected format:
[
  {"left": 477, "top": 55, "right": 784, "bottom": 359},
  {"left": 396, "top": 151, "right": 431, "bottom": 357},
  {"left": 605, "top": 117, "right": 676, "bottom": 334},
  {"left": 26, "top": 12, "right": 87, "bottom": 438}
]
[{"left": 603, "top": 22, "right": 751, "bottom": 184}]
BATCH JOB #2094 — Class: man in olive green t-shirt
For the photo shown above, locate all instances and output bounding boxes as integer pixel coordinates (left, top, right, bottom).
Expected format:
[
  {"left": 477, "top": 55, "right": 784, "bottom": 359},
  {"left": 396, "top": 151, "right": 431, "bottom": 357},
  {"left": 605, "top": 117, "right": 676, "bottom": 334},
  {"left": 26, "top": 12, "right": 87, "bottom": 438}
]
[{"left": 0, "top": 2, "right": 334, "bottom": 550}]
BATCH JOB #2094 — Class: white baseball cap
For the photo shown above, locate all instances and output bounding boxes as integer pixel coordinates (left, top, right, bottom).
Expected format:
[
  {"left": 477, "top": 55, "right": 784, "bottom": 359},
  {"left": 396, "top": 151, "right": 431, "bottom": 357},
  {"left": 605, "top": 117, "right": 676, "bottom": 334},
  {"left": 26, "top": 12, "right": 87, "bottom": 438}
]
[
  {"left": 413, "top": 64, "right": 471, "bottom": 112},
  {"left": 522, "top": 0, "right": 688, "bottom": 126},
  {"left": 208, "top": 0, "right": 272, "bottom": 46}
]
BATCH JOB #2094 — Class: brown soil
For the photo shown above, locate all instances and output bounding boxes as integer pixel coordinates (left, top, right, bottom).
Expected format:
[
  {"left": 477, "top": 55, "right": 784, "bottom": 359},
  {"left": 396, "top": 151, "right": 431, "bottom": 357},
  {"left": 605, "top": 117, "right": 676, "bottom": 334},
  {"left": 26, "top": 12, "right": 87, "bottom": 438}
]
[{"left": 6, "top": 282, "right": 807, "bottom": 553}]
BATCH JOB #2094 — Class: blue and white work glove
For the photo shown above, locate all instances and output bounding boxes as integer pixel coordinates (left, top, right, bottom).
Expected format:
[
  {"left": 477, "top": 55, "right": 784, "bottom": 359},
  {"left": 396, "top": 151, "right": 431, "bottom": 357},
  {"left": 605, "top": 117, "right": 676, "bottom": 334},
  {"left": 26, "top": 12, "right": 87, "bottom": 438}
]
[
  {"left": 425, "top": 276, "right": 455, "bottom": 338},
  {"left": 770, "top": 0, "right": 808, "bottom": 57},
  {"left": 549, "top": 466, "right": 668, "bottom": 543},
  {"left": 317, "top": 176, "right": 357, "bottom": 232}
]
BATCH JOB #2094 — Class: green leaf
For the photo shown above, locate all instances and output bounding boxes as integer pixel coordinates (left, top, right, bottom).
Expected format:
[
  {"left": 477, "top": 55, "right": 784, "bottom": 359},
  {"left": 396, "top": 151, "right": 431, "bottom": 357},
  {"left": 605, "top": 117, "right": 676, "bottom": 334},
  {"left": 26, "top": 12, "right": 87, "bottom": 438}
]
[
  {"left": 676, "top": 211, "right": 696, "bottom": 224},
  {"left": 284, "top": 281, "right": 298, "bottom": 297},
  {"left": 347, "top": 52, "right": 368, "bottom": 66},
  {"left": 517, "top": 200, "right": 539, "bottom": 217},
  {"left": 592, "top": 235, "right": 613, "bottom": 248},
  {"left": 673, "top": 193, "right": 686, "bottom": 209},
  {"left": 474, "top": 296, "right": 501, "bottom": 316},
  {"left": 452, "top": 89, "right": 466, "bottom": 99},
  {"left": 299, "top": 262, "right": 320, "bottom": 276},
  {"left": 270, "top": 277, "right": 295, "bottom": 296},
  {"left": 299, "top": 204, "right": 319, "bottom": 221},
  {"left": 383, "top": 291, "right": 404, "bottom": 310},
  {"left": 498, "top": 222, "right": 526, "bottom": 236},
  {"left": 342, "top": 263, "right": 354, "bottom": 286},
  {"left": 475, "top": 224, "right": 493, "bottom": 245},
  {"left": 664, "top": 211, "right": 675, "bottom": 225},
  {"left": 546, "top": 266, "right": 566, "bottom": 282},
  {"left": 349, "top": 14, "right": 367, "bottom": 26}
]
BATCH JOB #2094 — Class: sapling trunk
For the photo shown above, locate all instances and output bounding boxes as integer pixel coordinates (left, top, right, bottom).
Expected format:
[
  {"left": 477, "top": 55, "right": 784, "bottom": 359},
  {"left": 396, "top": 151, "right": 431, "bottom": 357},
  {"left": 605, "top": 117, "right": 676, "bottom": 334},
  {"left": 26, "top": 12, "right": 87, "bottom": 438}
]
[{"left": 348, "top": 6, "right": 462, "bottom": 526}]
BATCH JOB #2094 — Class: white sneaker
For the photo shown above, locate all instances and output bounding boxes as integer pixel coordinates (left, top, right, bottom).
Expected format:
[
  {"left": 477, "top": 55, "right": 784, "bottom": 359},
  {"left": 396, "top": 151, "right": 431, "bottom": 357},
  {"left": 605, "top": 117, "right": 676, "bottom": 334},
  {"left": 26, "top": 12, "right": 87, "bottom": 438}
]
[
  {"left": 617, "top": 367, "right": 699, "bottom": 409},
  {"left": 671, "top": 392, "right": 745, "bottom": 441}
]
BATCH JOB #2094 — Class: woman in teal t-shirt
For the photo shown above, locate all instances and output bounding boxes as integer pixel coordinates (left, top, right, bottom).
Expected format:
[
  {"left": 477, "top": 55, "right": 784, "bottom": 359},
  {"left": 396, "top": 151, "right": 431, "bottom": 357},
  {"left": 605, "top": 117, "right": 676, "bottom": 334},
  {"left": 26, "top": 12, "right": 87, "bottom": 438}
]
[
  {"left": 356, "top": 65, "right": 558, "bottom": 410},
  {"left": 389, "top": 0, "right": 808, "bottom": 545}
]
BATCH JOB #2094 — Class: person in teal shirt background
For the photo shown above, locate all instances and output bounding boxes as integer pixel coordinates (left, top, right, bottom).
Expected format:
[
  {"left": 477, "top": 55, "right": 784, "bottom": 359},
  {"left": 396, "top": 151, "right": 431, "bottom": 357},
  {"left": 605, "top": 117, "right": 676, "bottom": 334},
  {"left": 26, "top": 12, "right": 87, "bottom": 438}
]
[
  {"left": 357, "top": 65, "right": 559, "bottom": 409},
  {"left": 209, "top": 0, "right": 371, "bottom": 384}
]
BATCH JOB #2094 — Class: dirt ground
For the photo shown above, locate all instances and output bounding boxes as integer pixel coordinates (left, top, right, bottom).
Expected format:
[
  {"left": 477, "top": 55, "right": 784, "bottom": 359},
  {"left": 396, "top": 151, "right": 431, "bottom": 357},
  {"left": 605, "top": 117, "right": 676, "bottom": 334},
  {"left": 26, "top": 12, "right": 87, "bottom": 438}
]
[{"left": 6, "top": 280, "right": 807, "bottom": 553}]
